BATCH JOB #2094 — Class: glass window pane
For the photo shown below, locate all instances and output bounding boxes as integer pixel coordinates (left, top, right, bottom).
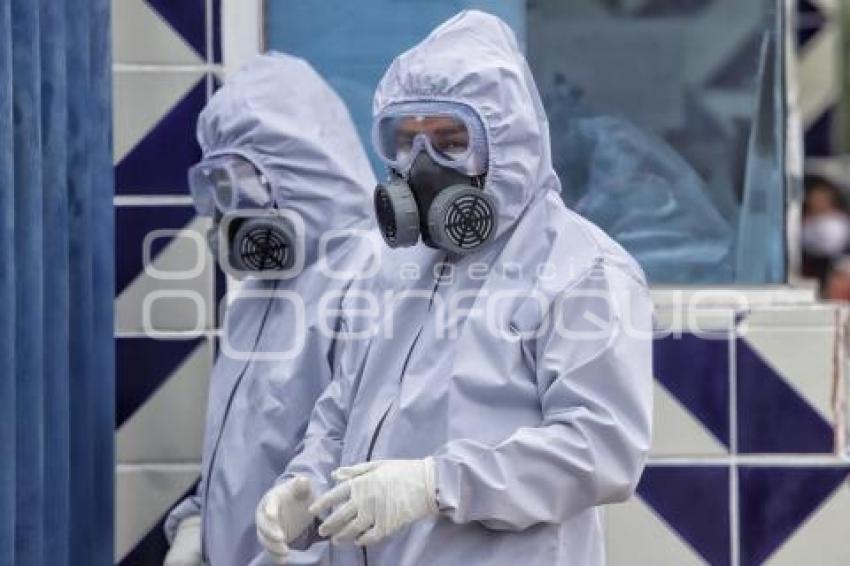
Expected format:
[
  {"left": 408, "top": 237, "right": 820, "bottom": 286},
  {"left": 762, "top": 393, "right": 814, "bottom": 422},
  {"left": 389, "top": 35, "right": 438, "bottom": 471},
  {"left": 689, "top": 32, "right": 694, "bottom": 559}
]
[
  {"left": 265, "top": 0, "right": 788, "bottom": 285},
  {"left": 528, "top": 0, "right": 787, "bottom": 284}
]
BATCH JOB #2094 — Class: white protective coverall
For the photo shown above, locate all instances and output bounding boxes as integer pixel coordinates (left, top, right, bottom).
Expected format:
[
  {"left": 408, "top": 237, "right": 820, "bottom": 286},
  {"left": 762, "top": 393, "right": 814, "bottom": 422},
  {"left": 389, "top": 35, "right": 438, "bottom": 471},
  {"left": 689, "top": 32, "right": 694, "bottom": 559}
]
[
  {"left": 281, "top": 10, "right": 654, "bottom": 566},
  {"left": 164, "top": 51, "right": 377, "bottom": 566}
]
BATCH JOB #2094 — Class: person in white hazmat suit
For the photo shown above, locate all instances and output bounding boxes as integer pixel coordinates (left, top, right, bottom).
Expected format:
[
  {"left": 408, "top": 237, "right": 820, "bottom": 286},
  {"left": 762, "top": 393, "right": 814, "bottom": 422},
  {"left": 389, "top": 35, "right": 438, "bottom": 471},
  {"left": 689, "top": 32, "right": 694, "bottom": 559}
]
[
  {"left": 162, "top": 52, "right": 377, "bottom": 566},
  {"left": 255, "top": 10, "right": 654, "bottom": 566}
]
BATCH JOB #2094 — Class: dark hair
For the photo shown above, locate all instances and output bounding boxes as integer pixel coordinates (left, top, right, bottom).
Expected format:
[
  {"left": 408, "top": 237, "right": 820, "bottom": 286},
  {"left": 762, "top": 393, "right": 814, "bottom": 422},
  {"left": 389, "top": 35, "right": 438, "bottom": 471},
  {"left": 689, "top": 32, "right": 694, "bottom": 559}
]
[{"left": 804, "top": 174, "right": 847, "bottom": 215}]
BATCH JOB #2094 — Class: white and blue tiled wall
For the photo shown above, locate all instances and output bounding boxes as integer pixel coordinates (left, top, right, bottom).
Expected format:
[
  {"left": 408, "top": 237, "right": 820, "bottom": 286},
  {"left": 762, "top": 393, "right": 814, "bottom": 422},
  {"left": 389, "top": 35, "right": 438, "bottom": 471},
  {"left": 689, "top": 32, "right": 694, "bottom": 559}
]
[
  {"left": 113, "top": 0, "right": 223, "bottom": 563},
  {"left": 607, "top": 301, "right": 850, "bottom": 565},
  {"left": 796, "top": 0, "right": 843, "bottom": 157},
  {"left": 113, "top": 1, "right": 850, "bottom": 565}
]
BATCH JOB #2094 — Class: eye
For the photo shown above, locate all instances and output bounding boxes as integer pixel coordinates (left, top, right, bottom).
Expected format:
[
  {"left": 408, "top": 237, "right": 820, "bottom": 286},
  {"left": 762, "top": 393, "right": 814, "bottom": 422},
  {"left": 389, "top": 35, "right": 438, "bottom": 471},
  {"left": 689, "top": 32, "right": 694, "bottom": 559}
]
[
  {"left": 395, "top": 131, "right": 416, "bottom": 151},
  {"left": 435, "top": 136, "right": 468, "bottom": 155}
]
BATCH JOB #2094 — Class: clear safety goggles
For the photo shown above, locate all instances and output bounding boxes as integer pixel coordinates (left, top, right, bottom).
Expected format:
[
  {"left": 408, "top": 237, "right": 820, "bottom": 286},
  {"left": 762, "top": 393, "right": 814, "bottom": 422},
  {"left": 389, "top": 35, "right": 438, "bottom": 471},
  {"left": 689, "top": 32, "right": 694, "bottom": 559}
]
[
  {"left": 372, "top": 101, "right": 488, "bottom": 177},
  {"left": 188, "top": 153, "right": 272, "bottom": 216}
]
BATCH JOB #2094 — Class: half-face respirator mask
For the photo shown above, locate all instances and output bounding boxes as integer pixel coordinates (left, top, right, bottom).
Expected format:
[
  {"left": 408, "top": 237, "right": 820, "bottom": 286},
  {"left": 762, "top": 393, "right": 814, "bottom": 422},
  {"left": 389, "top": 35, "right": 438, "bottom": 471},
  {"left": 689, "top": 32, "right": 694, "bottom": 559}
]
[{"left": 188, "top": 153, "right": 298, "bottom": 278}]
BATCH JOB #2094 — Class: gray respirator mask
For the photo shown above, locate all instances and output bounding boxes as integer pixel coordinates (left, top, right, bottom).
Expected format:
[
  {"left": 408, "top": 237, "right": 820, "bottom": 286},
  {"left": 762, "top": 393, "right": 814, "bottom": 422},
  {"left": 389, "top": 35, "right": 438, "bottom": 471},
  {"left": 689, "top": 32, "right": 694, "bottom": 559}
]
[
  {"left": 189, "top": 154, "right": 297, "bottom": 278},
  {"left": 374, "top": 152, "right": 497, "bottom": 255}
]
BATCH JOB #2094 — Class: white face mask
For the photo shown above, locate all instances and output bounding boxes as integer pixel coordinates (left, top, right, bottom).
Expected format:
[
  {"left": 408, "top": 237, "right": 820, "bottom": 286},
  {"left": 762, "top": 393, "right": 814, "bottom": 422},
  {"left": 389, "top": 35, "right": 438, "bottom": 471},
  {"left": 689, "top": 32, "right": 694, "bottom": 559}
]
[{"left": 802, "top": 213, "right": 850, "bottom": 257}]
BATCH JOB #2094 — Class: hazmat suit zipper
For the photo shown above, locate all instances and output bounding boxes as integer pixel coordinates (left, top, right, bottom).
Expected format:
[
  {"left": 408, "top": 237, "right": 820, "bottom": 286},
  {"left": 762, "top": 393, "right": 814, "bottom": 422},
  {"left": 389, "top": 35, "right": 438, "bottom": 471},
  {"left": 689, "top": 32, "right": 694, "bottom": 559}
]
[
  {"left": 362, "top": 256, "right": 448, "bottom": 566},
  {"left": 361, "top": 408, "right": 389, "bottom": 566},
  {"left": 200, "top": 280, "right": 279, "bottom": 561}
]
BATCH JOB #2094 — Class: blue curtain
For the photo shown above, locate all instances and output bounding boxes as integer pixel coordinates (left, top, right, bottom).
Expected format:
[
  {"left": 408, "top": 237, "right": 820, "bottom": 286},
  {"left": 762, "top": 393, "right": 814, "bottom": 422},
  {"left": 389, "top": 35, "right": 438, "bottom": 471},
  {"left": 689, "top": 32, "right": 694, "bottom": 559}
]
[{"left": 0, "top": 0, "right": 114, "bottom": 564}]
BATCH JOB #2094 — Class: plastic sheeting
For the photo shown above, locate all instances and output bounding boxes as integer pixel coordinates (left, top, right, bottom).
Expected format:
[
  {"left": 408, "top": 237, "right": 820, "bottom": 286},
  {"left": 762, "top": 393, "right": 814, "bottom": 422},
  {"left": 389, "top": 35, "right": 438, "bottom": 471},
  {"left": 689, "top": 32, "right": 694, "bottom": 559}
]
[
  {"left": 570, "top": 113, "right": 735, "bottom": 284},
  {"left": 531, "top": 0, "right": 787, "bottom": 284}
]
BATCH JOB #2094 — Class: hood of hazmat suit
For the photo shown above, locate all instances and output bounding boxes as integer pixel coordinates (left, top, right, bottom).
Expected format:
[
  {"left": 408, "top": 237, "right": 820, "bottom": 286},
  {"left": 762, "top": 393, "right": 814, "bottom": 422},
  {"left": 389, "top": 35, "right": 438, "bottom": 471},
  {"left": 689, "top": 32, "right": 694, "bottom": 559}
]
[
  {"left": 283, "top": 11, "right": 654, "bottom": 566},
  {"left": 164, "top": 51, "right": 377, "bottom": 566}
]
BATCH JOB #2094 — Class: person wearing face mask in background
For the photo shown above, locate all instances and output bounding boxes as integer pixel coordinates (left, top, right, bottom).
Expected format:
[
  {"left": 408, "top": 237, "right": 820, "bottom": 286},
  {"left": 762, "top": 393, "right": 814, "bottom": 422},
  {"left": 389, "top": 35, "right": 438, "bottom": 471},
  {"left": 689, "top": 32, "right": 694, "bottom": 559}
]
[
  {"left": 162, "top": 52, "right": 377, "bottom": 566},
  {"left": 256, "top": 11, "right": 654, "bottom": 565},
  {"left": 801, "top": 174, "right": 850, "bottom": 290}
]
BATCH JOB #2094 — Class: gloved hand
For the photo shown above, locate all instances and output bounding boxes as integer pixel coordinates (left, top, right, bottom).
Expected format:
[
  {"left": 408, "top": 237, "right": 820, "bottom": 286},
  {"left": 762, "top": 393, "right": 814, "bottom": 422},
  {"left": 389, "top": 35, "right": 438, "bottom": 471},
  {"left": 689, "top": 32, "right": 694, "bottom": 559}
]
[
  {"left": 255, "top": 476, "right": 315, "bottom": 564},
  {"left": 310, "top": 458, "right": 437, "bottom": 547},
  {"left": 164, "top": 515, "right": 202, "bottom": 566}
]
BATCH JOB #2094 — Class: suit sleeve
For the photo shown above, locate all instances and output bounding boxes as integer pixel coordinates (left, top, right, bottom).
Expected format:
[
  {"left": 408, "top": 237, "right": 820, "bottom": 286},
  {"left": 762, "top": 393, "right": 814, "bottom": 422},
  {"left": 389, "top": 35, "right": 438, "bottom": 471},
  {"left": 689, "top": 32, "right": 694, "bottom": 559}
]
[
  {"left": 283, "top": 345, "right": 356, "bottom": 497},
  {"left": 248, "top": 292, "right": 365, "bottom": 562},
  {"left": 163, "top": 492, "right": 202, "bottom": 544},
  {"left": 433, "top": 260, "right": 654, "bottom": 530}
]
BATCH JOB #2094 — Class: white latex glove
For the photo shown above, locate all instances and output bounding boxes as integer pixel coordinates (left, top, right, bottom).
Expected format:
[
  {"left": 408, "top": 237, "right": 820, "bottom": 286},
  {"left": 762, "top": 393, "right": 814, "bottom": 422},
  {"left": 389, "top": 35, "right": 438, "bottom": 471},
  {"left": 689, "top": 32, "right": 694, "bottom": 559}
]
[
  {"left": 310, "top": 458, "right": 437, "bottom": 547},
  {"left": 164, "top": 515, "right": 202, "bottom": 566},
  {"left": 255, "top": 476, "right": 315, "bottom": 564}
]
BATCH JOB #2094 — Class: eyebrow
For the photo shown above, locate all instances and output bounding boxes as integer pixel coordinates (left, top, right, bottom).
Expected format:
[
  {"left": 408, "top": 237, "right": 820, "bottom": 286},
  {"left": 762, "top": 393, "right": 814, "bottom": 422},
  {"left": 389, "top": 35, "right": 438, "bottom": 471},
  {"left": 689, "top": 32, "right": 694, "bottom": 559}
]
[{"left": 433, "top": 125, "right": 467, "bottom": 136}]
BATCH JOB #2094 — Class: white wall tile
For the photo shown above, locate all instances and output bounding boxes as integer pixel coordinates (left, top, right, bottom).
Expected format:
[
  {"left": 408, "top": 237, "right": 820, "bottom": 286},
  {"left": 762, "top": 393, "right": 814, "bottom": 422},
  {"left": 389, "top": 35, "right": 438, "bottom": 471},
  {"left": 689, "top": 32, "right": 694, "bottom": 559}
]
[
  {"left": 652, "top": 381, "right": 728, "bottom": 457},
  {"left": 113, "top": 70, "right": 205, "bottom": 164},
  {"left": 605, "top": 498, "right": 707, "bottom": 565},
  {"left": 741, "top": 305, "right": 840, "bottom": 422},
  {"left": 117, "top": 338, "right": 213, "bottom": 463},
  {"left": 116, "top": 217, "right": 217, "bottom": 334},
  {"left": 115, "top": 465, "right": 200, "bottom": 562},
  {"left": 766, "top": 481, "right": 850, "bottom": 565},
  {"left": 112, "top": 0, "right": 205, "bottom": 66}
]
